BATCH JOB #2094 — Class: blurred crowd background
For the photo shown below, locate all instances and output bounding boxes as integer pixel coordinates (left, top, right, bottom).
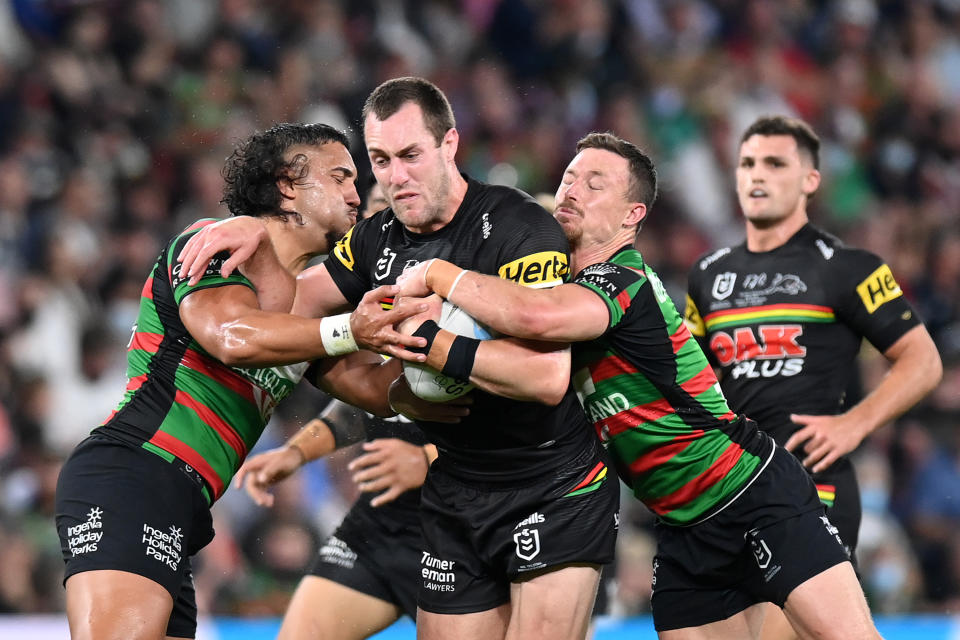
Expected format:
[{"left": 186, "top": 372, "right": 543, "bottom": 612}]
[{"left": 0, "top": 0, "right": 959, "bottom": 622}]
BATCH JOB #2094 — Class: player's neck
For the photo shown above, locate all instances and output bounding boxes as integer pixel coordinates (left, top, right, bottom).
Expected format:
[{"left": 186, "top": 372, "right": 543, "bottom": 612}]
[
  {"left": 571, "top": 230, "right": 633, "bottom": 273},
  {"left": 745, "top": 209, "right": 809, "bottom": 253},
  {"left": 266, "top": 219, "right": 322, "bottom": 276}
]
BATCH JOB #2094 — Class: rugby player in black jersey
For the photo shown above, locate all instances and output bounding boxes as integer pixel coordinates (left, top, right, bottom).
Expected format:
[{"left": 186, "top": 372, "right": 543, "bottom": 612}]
[
  {"left": 178, "top": 77, "right": 619, "bottom": 640},
  {"left": 684, "top": 115, "right": 943, "bottom": 640}
]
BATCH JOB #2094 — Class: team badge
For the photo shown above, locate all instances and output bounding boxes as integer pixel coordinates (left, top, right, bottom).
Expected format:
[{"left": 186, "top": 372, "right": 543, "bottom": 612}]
[
  {"left": 711, "top": 272, "right": 736, "bottom": 300},
  {"left": 374, "top": 247, "right": 397, "bottom": 281},
  {"left": 514, "top": 528, "right": 541, "bottom": 561}
]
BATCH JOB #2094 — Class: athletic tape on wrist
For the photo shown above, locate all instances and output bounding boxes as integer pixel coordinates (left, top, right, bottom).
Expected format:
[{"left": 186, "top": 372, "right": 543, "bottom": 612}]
[
  {"left": 319, "top": 313, "right": 358, "bottom": 356},
  {"left": 441, "top": 335, "right": 481, "bottom": 381},
  {"left": 408, "top": 320, "right": 441, "bottom": 355}
]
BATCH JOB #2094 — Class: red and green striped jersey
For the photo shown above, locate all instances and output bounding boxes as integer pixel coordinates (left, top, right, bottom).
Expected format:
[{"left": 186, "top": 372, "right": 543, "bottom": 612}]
[
  {"left": 97, "top": 219, "right": 307, "bottom": 503},
  {"left": 571, "top": 247, "right": 773, "bottom": 525}
]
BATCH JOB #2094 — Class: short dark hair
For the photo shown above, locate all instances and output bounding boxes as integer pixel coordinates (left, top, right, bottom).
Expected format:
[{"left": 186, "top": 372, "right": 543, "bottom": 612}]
[
  {"left": 740, "top": 115, "right": 820, "bottom": 169},
  {"left": 221, "top": 122, "right": 349, "bottom": 219},
  {"left": 361, "top": 77, "right": 455, "bottom": 147},
  {"left": 576, "top": 132, "right": 658, "bottom": 208}
]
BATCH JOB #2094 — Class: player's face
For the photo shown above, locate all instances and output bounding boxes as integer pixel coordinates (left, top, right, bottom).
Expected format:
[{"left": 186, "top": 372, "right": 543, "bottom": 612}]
[
  {"left": 361, "top": 182, "right": 389, "bottom": 220},
  {"left": 284, "top": 142, "right": 360, "bottom": 252},
  {"left": 736, "top": 134, "right": 819, "bottom": 227},
  {"left": 554, "top": 148, "right": 635, "bottom": 247},
  {"left": 364, "top": 102, "right": 456, "bottom": 232}
]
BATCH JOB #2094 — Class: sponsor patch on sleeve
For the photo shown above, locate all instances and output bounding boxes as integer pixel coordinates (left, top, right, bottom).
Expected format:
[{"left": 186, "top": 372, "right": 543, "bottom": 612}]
[
  {"left": 498, "top": 251, "right": 568, "bottom": 288},
  {"left": 684, "top": 294, "right": 706, "bottom": 336},
  {"left": 331, "top": 225, "right": 356, "bottom": 271},
  {"left": 855, "top": 264, "right": 903, "bottom": 313}
]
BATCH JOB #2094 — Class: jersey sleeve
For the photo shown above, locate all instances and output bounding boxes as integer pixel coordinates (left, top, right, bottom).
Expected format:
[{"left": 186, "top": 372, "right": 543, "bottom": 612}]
[
  {"left": 324, "top": 218, "right": 377, "bottom": 305},
  {"left": 573, "top": 262, "right": 648, "bottom": 330},
  {"left": 168, "top": 224, "right": 254, "bottom": 306},
  {"left": 490, "top": 201, "right": 570, "bottom": 288},
  {"left": 834, "top": 249, "right": 921, "bottom": 353}
]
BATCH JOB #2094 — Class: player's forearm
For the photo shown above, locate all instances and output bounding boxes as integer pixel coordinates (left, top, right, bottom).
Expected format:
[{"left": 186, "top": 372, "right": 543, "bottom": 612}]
[
  {"left": 846, "top": 326, "right": 942, "bottom": 437},
  {"left": 314, "top": 354, "right": 401, "bottom": 418},
  {"left": 215, "top": 312, "right": 356, "bottom": 367},
  {"left": 420, "top": 328, "right": 570, "bottom": 405},
  {"left": 285, "top": 419, "right": 337, "bottom": 463}
]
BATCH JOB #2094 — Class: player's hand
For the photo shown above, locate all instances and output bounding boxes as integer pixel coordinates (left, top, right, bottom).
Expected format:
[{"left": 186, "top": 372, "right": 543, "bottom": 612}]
[
  {"left": 395, "top": 294, "right": 443, "bottom": 338},
  {"left": 233, "top": 445, "right": 305, "bottom": 508},
  {"left": 388, "top": 374, "right": 471, "bottom": 423},
  {"left": 350, "top": 285, "right": 428, "bottom": 360},
  {"left": 784, "top": 413, "right": 866, "bottom": 473},
  {"left": 348, "top": 438, "right": 429, "bottom": 507},
  {"left": 177, "top": 216, "right": 269, "bottom": 285},
  {"left": 396, "top": 258, "right": 435, "bottom": 298}
]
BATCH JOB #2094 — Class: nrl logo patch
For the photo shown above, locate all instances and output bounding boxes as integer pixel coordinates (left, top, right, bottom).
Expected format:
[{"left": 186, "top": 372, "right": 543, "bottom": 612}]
[
  {"left": 711, "top": 272, "right": 736, "bottom": 300},
  {"left": 514, "top": 528, "right": 541, "bottom": 561}
]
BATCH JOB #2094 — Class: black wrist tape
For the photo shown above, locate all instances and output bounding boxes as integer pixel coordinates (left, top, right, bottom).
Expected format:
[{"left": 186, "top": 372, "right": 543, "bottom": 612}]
[
  {"left": 441, "top": 335, "right": 481, "bottom": 381},
  {"left": 409, "top": 320, "right": 441, "bottom": 355}
]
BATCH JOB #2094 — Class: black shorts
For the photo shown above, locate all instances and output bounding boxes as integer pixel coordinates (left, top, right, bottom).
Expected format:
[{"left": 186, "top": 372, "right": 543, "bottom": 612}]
[
  {"left": 651, "top": 445, "right": 850, "bottom": 632},
  {"left": 810, "top": 457, "right": 861, "bottom": 560},
  {"left": 55, "top": 434, "right": 215, "bottom": 639},
  {"left": 418, "top": 442, "right": 619, "bottom": 614},
  {"left": 309, "top": 505, "right": 421, "bottom": 620}
]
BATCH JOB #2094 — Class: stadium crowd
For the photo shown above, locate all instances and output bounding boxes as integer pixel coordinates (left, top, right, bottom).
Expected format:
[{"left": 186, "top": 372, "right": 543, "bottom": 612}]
[{"left": 0, "top": 0, "right": 959, "bottom": 622}]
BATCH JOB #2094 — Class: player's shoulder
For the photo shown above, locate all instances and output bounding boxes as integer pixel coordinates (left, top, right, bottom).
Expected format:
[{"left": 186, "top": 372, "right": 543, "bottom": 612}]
[
  {"left": 471, "top": 181, "right": 553, "bottom": 224},
  {"left": 690, "top": 244, "right": 739, "bottom": 275},
  {"left": 799, "top": 224, "right": 883, "bottom": 269}
]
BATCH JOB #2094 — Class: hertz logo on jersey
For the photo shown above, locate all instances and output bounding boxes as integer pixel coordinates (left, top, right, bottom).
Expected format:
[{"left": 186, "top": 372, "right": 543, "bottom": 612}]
[
  {"left": 332, "top": 226, "right": 356, "bottom": 271},
  {"left": 856, "top": 264, "right": 903, "bottom": 314},
  {"left": 498, "top": 251, "right": 568, "bottom": 288}
]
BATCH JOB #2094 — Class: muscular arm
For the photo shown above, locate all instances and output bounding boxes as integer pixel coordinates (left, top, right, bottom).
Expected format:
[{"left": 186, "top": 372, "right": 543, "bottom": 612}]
[
  {"left": 180, "top": 284, "right": 349, "bottom": 367},
  {"left": 402, "top": 259, "right": 609, "bottom": 342},
  {"left": 421, "top": 330, "right": 572, "bottom": 405},
  {"left": 786, "top": 325, "right": 943, "bottom": 472},
  {"left": 308, "top": 352, "right": 403, "bottom": 417}
]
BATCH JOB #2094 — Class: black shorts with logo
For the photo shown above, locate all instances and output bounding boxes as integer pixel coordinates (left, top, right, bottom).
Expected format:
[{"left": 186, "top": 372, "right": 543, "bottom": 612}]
[
  {"left": 418, "top": 441, "right": 620, "bottom": 614},
  {"left": 810, "top": 456, "right": 861, "bottom": 562},
  {"left": 651, "top": 445, "right": 850, "bottom": 632},
  {"left": 55, "top": 434, "right": 215, "bottom": 639},
  {"left": 308, "top": 500, "right": 422, "bottom": 620}
]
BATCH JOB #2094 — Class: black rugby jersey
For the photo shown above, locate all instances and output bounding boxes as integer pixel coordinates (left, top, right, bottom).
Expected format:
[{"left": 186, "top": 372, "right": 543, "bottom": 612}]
[
  {"left": 325, "top": 176, "right": 596, "bottom": 484},
  {"left": 684, "top": 223, "right": 920, "bottom": 446}
]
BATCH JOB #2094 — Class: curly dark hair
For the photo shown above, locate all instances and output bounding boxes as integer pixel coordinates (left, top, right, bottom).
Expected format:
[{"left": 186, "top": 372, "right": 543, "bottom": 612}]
[{"left": 220, "top": 123, "right": 350, "bottom": 219}]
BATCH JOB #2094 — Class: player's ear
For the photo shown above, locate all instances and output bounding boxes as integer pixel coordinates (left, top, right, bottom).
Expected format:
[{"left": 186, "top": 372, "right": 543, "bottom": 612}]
[
  {"left": 276, "top": 173, "right": 296, "bottom": 201},
  {"left": 441, "top": 128, "right": 459, "bottom": 162},
  {"left": 625, "top": 202, "right": 647, "bottom": 228},
  {"left": 802, "top": 168, "right": 821, "bottom": 196}
]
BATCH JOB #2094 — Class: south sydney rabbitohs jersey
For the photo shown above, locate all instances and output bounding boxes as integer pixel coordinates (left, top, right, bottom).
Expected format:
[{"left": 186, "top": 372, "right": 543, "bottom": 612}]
[
  {"left": 684, "top": 224, "right": 920, "bottom": 446},
  {"left": 97, "top": 219, "right": 308, "bottom": 503},
  {"left": 571, "top": 247, "right": 771, "bottom": 526},
  {"left": 325, "top": 176, "right": 596, "bottom": 484}
]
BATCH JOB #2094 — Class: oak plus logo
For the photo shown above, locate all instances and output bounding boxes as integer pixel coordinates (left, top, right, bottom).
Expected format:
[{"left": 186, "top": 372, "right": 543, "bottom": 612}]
[
  {"left": 142, "top": 523, "right": 183, "bottom": 571},
  {"left": 709, "top": 325, "right": 806, "bottom": 380},
  {"left": 68, "top": 507, "right": 104, "bottom": 556}
]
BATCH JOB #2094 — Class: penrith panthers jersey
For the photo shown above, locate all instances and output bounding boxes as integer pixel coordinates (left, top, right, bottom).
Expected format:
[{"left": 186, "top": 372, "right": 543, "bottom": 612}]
[
  {"left": 325, "top": 175, "right": 596, "bottom": 485},
  {"left": 684, "top": 224, "right": 919, "bottom": 446}
]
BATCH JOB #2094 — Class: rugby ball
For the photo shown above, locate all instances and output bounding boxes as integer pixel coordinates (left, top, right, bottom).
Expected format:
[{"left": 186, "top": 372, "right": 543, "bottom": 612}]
[{"left": 403, "top": 301, "right": 493, "bottom": 402}]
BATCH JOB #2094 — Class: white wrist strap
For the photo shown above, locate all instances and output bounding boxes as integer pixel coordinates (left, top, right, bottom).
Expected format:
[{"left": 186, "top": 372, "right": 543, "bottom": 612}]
[
  {"left": 447, "top": 269, "right": 468, "bottom": 300},
  {"left": 319, "top": 313, "right": 359, "bottom": 356}
]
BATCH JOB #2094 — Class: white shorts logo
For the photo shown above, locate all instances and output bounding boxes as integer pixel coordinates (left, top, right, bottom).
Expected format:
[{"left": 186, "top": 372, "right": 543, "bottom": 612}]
[
  {"left": 514, "top": 528, "right": 541, "bottom": 561},
  {"left": 67, "top": 506, "right": 104, "bottom": 556},
  {"left": 142, "top": 523, "right": 183, "bottom": 571}
]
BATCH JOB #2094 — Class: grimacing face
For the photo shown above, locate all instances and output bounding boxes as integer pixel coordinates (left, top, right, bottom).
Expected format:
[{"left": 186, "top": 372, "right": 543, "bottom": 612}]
[
  {"left": 554, "top": 147, "right": 635, "bottom": 247},
  {"left": 363, "top": 102, "right": 455, "bottom": 233},
  {"left": 283, "top": 142, "right": 360, "bottom": 250},
  {"left": 736, "top": 134, "right": 819, "bottom": 227}
]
